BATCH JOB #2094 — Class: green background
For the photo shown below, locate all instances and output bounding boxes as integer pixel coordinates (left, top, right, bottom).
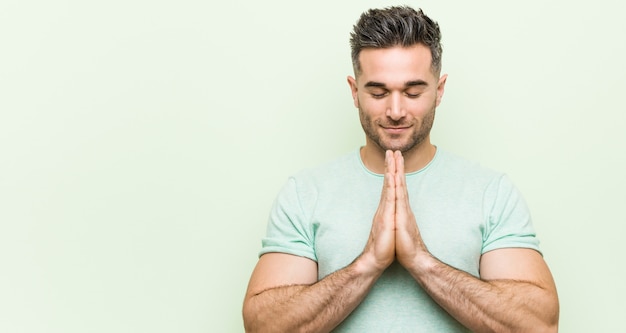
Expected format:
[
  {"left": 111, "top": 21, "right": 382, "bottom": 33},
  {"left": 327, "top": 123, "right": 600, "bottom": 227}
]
[{"left": 1, "top": 0, "right": 624, "bottom": 331}]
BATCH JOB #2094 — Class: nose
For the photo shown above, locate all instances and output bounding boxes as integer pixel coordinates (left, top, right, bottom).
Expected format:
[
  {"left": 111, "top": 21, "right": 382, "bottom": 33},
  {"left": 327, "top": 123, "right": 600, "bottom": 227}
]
[{"left": 386, "top": 92, "right": 406, "bottom": 120}]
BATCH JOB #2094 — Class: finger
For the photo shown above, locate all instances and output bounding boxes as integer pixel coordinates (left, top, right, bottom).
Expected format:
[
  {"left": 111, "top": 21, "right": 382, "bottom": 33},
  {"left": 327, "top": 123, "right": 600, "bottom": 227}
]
[
  {"left": 394, "top": 150, "right": 404, "bottom": 180},
  {"left": 386, "top": 150, "right": 396, "bottom": 177},
  {"left": 393, "top": 152, "right": 424, "bottom": 267},
  {"left": 382, "top": 150, "right": 396, "bottom": 212},
  {"left": 374, "top": 151, "right": 394, "bottom": 217},
  {"left": 385, "top": 150, "right": 392, "bottom": 170},
  {"left": 394, "top": 151, "right": 405, "bottom": 194},
  {"left": 365, "top": 151, "right": 396, "bottom": 270},
  {"left": 394, "top": 151, "right": 410, "bottom": 215}
]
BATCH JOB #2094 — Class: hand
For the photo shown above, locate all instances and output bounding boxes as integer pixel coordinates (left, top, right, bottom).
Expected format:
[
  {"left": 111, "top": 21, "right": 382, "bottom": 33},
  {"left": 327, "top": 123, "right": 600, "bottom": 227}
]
[
  {"left": 392, "top": 151, "right": 429, "bottom": 270},
  {"left": 360, "top": 150, "right": 396, "bottom": 273}
]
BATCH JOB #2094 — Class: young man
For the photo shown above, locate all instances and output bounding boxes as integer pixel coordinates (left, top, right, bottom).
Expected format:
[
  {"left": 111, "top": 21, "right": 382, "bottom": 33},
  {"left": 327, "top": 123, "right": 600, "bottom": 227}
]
[{"left": 243, "top": 6, "right": 559, "bottom": 332}]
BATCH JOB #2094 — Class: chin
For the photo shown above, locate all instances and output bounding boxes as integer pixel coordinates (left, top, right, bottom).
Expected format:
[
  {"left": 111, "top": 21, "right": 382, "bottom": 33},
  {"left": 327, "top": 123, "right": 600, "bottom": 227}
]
[
  {"left": 382, "top": 137, "right": 428, "bottom": 153},
  {"left": 380, "top": 141, "right": 415, "bottom": 153}
]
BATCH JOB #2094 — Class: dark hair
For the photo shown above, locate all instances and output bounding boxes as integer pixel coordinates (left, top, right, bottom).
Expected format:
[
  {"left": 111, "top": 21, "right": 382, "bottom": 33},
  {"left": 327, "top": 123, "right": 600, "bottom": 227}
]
[{"left": 350, "top": 6, "right": 443, "bottom": 76}]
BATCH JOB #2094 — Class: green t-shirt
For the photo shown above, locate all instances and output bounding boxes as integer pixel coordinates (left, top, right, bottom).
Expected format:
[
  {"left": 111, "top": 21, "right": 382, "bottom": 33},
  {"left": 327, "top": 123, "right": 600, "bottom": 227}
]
[{"left": 260, "top": 148, "right": 540, "bottom": 332}]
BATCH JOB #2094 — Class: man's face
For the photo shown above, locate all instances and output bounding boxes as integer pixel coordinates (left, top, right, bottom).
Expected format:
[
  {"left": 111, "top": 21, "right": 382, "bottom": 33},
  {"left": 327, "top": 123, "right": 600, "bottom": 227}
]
[{"left": 348, "top": 44, "right": 447, "bottom": 154}]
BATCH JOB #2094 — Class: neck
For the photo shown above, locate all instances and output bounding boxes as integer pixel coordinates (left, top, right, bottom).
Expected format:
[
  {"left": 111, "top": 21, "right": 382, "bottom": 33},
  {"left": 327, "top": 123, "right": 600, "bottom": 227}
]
[{"left": 360, "top": 140, "right": 437, "bottom": 174}]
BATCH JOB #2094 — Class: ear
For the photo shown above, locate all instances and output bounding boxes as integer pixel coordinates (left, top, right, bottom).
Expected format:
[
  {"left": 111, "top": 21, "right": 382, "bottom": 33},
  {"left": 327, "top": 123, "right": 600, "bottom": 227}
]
[
  {"left": 435, "top": 74, "right": 448, "bottom": 107},
  {"left": 347, "top": 75, "right": 359, "bottom": 108}
]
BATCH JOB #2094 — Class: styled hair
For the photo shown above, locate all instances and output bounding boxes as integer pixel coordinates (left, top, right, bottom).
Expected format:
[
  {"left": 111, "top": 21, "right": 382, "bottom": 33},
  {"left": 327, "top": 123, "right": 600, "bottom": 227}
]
[{"left": 350, "top": 6, "right": 443, "bottom": 76}]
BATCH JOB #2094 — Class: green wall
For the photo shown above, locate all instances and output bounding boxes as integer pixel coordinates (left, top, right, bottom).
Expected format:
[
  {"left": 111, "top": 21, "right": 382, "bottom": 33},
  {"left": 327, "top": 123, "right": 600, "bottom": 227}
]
[{"left": 1, "top": 0, "right": 624, "bottom": 331}]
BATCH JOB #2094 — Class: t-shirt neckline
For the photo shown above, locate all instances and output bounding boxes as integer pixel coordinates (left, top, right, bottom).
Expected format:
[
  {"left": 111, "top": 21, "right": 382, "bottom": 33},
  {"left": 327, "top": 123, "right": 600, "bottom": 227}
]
[{"left": 356, "top": 146, "right": 440, "bottom": 178}]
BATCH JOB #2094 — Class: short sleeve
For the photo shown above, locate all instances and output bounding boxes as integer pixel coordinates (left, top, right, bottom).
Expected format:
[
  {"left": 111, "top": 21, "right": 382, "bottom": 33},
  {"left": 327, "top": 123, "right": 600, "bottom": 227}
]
[
  {"left": 259, "top": 177, "right": 317, "bottom": 261},
  {"left": 481, "top": 175, "right": 541, "bottom": 255}
]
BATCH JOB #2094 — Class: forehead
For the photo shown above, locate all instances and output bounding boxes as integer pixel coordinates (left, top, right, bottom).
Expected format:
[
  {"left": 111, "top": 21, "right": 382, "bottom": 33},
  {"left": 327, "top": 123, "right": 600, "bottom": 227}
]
[{"left": 358, "top": 44, "right": 435, "bottom": 84}]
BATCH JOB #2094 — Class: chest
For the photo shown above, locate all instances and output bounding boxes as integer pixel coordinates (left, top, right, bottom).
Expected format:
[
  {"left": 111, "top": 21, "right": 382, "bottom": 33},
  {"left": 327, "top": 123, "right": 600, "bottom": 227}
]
[{"left": 312, "top": 185, "right": 485, "bottom": 279}]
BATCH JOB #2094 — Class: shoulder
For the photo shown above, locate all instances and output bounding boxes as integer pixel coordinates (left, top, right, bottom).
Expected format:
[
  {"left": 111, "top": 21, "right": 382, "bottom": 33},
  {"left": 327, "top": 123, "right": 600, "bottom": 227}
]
[
  {"left": 431, "top": 148, "right": 504, "bottom": 186},
  {"left": 272, "top": 149, "right": 362, "bottom": 222},
  {"left": 290, "top": 149, "right": 361, "bottom": 187}
]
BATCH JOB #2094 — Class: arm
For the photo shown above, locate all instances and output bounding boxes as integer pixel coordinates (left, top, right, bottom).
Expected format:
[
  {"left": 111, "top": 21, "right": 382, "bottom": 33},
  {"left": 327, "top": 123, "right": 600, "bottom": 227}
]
[
  {"left": 405, "top": 248, "right": 559, "bottom": 333},
  {"left": 242, "top": 253, "right": 383, "bottom": 333},
  {"left": 392, "top": 151, "right": 559, "bottom": 333},
  {"left": 242, "top": 151, "right": 399, "bottom": 333}
]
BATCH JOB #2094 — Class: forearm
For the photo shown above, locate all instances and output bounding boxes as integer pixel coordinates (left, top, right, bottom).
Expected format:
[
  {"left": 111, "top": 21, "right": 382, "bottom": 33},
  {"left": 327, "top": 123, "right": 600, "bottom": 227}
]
[
  {"left": 409, "top": 255, "right": 559, "bottom": 333},
  {"left": 243, "top": 258, "right": 381, "bottom": 333}
]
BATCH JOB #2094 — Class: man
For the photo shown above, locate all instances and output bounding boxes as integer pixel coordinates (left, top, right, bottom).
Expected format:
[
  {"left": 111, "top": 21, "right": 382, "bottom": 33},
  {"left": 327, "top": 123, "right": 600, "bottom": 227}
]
[{"left": 243, "top": 6, "right": 559, "bottom": 333}]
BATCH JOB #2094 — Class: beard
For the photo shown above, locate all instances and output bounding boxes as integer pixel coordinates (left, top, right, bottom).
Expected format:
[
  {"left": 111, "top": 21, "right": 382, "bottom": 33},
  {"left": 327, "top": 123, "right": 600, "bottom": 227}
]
[{"left": 358, "top": 101, "right": 436, "bottom": 153}]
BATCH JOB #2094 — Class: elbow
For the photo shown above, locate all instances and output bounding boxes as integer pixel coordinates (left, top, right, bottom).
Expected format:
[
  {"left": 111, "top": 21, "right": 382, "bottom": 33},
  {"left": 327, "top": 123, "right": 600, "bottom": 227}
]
[
  {"left": 542, "top": 312, "right": 560, "bottom": 333},
  {"left": 520, "top": 312, "right": 560, "bottom": 333},
  {"left": 529, "top": 322, "right": 558, "bottom": 333},
  {"left": 489, "top": 322, "right": 558, "bottom": 333},
  {"left": 518, "top": 313, "right": 560, "bottom": 333},
  {"left": 484, "top": 309, "right": 559, "bottom": 333},
  {"left": 242, "top": 296, "right": 275, "bottom": 333},
  {"left": 546, "top": 324, "right": 559, "bottom": 333},
  {"left": 242, "top": 298, "right": 260, "bottom": 333},
  {"left": 540, "top": 294, "right": 560, "bottom": 333},
  {"left": 523, "top": 287, "right": 559, "bottom": 333}
]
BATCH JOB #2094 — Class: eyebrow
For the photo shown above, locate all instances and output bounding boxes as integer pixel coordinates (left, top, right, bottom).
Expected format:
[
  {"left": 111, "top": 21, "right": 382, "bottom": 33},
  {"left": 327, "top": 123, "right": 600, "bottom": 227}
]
[
  {"left": 364, "top": 81, "right": 386, "bottom": 88},
  {"left": 364, "top": 80, "right": 429, "bottom": 88},
  {"left": 406, "top": 80, "right": 428, "bottom": 87}
]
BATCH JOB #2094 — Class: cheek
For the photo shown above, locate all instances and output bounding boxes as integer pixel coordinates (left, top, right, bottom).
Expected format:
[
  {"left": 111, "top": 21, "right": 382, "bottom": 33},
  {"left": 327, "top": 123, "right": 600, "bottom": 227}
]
[
  {"left": 409, "top": 98, "right": 436, "bottom": 116},
  {"left": 358, "top": 106, "right": 378, "bottom": 127},
  {"left": 358, "top": 97, "right": 386, "bottom": 115}
]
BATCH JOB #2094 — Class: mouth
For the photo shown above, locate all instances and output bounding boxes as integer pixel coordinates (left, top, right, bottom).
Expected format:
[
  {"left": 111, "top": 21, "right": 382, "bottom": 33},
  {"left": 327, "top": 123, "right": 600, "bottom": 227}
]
[{"left": 381, "top": 125, "right": 411, "bottom": 134}]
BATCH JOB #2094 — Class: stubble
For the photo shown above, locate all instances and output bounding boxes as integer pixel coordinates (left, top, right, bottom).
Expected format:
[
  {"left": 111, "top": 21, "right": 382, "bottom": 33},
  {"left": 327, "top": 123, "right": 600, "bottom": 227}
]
[{"left": 358, "top": 101, "right": 436, "bottom": 153}]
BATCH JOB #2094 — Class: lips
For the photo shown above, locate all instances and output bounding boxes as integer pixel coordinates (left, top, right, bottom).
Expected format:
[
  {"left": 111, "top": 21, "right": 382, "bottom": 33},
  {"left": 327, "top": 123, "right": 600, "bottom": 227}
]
[{"left": 381, "top": 125, "right": 411, "bottom": 134}]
